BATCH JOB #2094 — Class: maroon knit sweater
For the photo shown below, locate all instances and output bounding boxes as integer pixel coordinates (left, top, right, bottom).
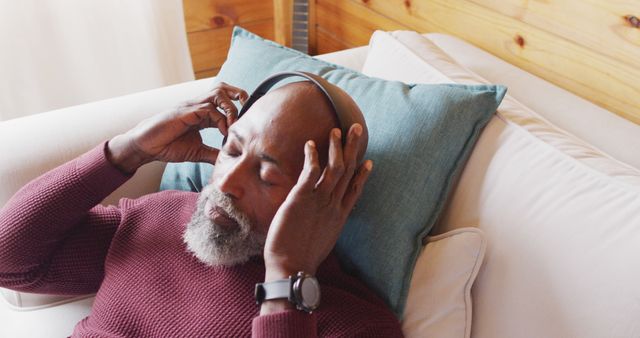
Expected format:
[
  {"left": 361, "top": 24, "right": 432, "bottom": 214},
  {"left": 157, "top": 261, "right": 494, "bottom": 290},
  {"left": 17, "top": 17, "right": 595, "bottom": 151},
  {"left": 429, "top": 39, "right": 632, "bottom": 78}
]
[{"left": 0, "top": 141, "right": 403, "bottom": 337}]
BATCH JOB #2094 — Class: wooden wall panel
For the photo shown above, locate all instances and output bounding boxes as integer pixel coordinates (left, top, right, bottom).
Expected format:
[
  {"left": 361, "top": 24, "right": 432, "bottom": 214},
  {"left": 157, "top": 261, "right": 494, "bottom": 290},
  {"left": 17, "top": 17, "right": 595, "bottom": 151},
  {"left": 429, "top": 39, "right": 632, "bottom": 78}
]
[
  {"left": 466, "top": 0, "right": 640, "bottom": 70},
  {"left": 313, "top": 0, "right": 640, "bottom": 124},
  {"left": 183, "top": 0, "right": 274, "bottom": 79},
  {"left": 188, "top": 19, "right": 274, "bottom": 78},
  {"left": 194, "top": 68, "right": 220, "bottom": 79},
  {"left": 273, "top": 0, "right": 293, "bottom": 46},
  {"left": 316, "top": 0, "right": 410, "bottom": 48},
  {"left": 184, "top": 0, "right": 273, "bottom": 32},
  {"left": 308, "top": 0, "right": 317, "bottom": 55},
  {"left": 316, "top": 29, "right": 350, "bottom": 55}
]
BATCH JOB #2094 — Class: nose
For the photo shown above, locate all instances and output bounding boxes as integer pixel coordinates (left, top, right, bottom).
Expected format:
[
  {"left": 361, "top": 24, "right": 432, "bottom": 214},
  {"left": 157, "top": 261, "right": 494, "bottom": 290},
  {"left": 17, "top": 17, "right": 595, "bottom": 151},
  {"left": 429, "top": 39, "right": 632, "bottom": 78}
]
[{"left": 215, "top": 160, "right": 247, "bottom": 200}]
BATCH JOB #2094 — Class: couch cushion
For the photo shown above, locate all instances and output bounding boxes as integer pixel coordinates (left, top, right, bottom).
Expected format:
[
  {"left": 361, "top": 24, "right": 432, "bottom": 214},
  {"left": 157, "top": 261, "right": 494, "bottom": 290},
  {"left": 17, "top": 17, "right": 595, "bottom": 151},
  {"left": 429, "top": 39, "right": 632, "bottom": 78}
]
[
  {"left": 364, "top": 30, "right": 640, "bottom": 337},
  {"left": 160, "top": 26, "right": 506, "bottom": 317}
]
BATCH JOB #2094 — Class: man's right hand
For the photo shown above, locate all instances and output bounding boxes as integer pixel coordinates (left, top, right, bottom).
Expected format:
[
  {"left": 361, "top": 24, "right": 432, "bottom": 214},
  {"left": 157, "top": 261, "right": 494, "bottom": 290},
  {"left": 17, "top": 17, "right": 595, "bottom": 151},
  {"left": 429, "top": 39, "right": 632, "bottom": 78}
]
[{"left": 106, "top": 82, "right": 248, "bottom": 174}]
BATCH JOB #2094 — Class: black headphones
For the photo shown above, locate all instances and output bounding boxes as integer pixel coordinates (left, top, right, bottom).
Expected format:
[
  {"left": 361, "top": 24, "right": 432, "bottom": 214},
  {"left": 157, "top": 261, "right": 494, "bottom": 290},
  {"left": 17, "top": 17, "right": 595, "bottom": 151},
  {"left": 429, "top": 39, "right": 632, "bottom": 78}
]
[{"left": 224, "top": 71, "right": 355, "bottom": 145}]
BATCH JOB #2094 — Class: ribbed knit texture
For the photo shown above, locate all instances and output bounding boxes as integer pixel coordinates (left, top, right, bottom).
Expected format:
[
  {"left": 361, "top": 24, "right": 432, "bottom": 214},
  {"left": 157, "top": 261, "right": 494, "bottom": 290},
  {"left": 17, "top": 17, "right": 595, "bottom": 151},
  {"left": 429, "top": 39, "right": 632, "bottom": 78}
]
[{"left": 0, "top": 141, "right": 403, "bottom": 337}]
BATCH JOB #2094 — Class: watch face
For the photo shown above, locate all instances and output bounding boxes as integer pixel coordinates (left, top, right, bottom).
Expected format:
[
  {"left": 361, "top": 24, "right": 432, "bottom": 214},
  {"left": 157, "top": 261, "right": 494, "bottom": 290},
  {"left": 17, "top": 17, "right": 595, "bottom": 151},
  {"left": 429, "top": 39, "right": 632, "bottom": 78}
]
[{"left": 300, "top": 276, "right": 320, "bottom": 309}]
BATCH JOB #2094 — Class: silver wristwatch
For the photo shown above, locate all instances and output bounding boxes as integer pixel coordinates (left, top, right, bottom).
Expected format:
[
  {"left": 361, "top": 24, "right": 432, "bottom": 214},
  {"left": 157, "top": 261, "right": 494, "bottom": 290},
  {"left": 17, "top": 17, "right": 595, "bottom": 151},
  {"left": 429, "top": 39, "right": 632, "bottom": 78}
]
[{"left": 255, "top": 271, "right": 321, "bottom": 313}]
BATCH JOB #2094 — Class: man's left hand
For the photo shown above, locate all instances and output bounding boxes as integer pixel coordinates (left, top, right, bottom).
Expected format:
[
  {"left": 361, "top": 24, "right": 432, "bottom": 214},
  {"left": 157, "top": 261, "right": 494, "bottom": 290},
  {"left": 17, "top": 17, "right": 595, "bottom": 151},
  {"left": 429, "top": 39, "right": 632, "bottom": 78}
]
[{"left": 262, "top": 123, "right": 372, "bottom": 283}]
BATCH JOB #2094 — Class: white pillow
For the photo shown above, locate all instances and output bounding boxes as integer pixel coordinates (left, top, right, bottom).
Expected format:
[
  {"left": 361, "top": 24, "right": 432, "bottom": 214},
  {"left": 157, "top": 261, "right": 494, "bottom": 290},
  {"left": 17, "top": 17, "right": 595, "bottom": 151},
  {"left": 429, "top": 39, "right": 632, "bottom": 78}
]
[
  {"left": 313, "top": 46, "right": 369, "bottom": 72},
  {"left": 403, "top": 228, "right": 486, "bottom": 338},
  {"left": 364, "top": 30, "right": 640, "bottom": 338}
]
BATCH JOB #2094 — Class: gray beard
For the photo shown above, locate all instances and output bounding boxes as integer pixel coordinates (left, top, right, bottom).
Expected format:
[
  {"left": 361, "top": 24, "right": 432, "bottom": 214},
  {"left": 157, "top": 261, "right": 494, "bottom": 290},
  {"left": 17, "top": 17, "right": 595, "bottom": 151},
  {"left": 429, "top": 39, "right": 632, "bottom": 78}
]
[{"left": 183, "top": 184, "right": 265, "bottom": 267}]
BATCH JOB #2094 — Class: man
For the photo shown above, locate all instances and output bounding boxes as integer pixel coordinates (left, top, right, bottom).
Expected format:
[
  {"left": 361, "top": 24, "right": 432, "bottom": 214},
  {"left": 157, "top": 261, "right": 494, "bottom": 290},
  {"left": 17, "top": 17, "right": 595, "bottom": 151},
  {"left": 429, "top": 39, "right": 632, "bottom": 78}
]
[{"left": 0, "top": 79, "right": 403, "bottom": 337}]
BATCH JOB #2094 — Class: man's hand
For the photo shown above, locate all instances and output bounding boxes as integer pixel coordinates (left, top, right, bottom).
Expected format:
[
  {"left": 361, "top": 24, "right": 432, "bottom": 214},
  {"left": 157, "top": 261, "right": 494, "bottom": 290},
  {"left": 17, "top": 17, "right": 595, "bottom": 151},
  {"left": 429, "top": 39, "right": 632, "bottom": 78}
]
[
  {"left": 262, "top": 123, "right": 373, "bottom": 284},
  {"left": 106, "top": 82, "right": 248, "bottom": 174}
]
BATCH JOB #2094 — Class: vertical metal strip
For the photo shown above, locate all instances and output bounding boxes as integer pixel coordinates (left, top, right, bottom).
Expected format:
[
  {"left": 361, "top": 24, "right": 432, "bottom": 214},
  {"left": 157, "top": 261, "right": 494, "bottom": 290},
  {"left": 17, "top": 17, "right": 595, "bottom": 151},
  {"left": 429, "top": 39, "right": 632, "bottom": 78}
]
[{"left": 291, "top": 0, "right": 309, "bottom": 54}]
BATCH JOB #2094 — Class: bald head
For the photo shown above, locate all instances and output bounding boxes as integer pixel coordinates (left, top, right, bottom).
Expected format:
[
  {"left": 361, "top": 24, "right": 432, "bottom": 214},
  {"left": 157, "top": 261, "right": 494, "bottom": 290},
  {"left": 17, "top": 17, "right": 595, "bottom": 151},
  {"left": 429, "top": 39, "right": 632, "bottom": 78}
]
[{"left": 243, "top": 80, "right": 368, "bottom": 165}]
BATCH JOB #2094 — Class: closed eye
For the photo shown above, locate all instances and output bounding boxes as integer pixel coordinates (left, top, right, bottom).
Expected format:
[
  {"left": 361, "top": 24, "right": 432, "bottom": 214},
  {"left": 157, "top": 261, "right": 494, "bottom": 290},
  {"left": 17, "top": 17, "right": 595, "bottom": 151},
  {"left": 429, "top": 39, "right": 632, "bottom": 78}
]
[
  {"left": 226, "top": 149, "right": 241, "bottom": 157},
  {"left": 223, "top": 143, "right": 242, "bottom": 157},
  {"left": 259, "top": 177, "right": 275, "bottom": 187}
]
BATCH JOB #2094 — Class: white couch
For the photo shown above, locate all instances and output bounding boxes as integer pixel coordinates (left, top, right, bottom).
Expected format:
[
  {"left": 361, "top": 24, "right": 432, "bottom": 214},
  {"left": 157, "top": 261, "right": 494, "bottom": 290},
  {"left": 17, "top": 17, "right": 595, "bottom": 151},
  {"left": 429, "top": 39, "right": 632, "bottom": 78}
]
[{"left": 1, "top": 34, "right": 639, "bottom": 338}]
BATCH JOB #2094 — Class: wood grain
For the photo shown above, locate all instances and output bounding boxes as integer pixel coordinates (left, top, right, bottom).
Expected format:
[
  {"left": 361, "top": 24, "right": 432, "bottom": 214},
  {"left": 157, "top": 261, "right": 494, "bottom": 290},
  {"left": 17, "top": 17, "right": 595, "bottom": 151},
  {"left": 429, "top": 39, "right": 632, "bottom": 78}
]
[
  {"left": 316, "top": 28, "right": 351, "bottom": 54},
  {"left": 183, "top": 0, "right": 274, "bottom": 78},
  {"left": 273, "top": 0, "right": 293, "bottom": 46},
  {"left": 466, "top": 0, "right": 640, "bottom": 69},
  {"left": 308, "top": 0, "right": 317, "bottom": 55},
  {"left": 316, "top": 0, "right": 409, "bottom": 49},
  {"left": 314, "top": 0, "right": 640, "bottom": 124},
  {"left": 187, "top": 19, "right": 274, "bottom": 73},
  {"left": 195, "top": 68, "right": 220, "bottom": 80},
  {"left": 183, "top": 0, "right": 273, "bottom": 33}
]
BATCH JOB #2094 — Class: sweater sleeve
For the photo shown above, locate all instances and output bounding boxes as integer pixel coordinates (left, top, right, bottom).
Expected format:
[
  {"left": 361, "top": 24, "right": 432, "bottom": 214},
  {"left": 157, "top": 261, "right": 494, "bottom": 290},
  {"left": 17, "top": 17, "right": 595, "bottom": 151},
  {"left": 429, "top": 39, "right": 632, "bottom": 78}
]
[
  {"left": 251, "top": 310, "right": 318, "bottom": 338},
  {"left": 0, "top": 140, "right": 133, "bottom": 295}
]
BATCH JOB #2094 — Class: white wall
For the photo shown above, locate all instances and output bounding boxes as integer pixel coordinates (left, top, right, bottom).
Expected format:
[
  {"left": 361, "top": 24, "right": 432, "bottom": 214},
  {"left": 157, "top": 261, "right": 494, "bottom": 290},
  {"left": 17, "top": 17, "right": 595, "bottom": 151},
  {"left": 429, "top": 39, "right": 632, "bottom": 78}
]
[{"left": 0, "top": 0, "right": 194, "bottom": 121}]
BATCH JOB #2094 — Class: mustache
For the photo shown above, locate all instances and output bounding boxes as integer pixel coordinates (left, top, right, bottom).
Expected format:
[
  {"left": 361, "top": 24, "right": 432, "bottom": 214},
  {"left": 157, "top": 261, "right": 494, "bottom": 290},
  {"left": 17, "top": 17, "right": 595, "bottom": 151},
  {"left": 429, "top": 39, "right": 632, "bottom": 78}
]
[{"left": 199, "top": 184, "right": 252, "bottom": 237}]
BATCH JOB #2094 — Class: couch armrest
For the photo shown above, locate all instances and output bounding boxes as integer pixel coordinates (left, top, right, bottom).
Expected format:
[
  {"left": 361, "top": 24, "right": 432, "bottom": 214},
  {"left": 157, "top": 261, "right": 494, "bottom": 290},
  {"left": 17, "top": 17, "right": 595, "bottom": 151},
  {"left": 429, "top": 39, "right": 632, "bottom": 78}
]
[{"left": 0, "top": 78, "right": 214, "bottom": 208}]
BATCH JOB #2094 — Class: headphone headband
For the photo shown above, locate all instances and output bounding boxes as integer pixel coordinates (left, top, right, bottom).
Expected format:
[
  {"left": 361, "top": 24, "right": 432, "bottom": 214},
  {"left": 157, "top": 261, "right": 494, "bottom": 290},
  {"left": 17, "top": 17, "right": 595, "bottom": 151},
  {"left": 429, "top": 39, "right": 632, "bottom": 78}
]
[{"left": 236, "top": 71, "right": 355, "bottom": 143}]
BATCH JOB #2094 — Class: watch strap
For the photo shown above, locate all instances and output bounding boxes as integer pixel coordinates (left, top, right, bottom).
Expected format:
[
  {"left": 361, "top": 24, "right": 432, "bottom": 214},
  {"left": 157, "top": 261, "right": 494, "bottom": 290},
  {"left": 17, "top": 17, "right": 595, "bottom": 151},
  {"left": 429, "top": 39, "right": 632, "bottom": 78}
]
[{"left": 255, "top": 278, "right": 292, "bottom": 305}]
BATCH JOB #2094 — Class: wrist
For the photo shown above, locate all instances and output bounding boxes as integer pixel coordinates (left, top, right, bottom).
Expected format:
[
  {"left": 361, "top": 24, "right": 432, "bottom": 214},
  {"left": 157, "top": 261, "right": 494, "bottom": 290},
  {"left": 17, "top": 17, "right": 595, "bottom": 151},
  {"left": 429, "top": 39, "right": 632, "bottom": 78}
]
[
  {"left": 264, "top": 255, "right": 318, "bottom": 282},
  {"left": 264, "top": 264, "right": 317, "bottom": 283},
  {"left": 106, "top": 134, "right": 150, "bottom": 174},
  {"left": 259, "top": 298, "right": 294, "bottom": 315},
  {"left": 264, "top": 266, "right": 295, "bottom": 283}
]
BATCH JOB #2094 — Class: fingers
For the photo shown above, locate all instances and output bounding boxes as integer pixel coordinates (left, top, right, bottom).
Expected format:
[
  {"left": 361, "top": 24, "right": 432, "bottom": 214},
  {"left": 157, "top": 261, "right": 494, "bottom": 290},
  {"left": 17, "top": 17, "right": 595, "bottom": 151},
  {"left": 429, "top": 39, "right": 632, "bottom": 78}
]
[
  {"left": 225, "top": 85, "right": 249, "bottom": 106},
  {"left": 193, "top": 144, "right": 220, "bottom": 165},
  {"left": 175, "top": 103, "right": 220, "bottom": 128},
  {"left": 176, "top": 82, "right": 248, "bottom": 136},
  {"left": 202, "top": 82, "right": 249, "bottom": 126},
  {"left": 216, "top": 81, "right": 249, "bottom": 105},
  {"left": 333, "top": 124, "right": 363, "bottom": 198},
  {"left": 341, "top": 160, "right": 373, "bottom": 210},
  {"left": 214, "top": 91, "right": 238, "bottom": 123},
  {"left": 315, "top": 128, "right": 344, "bottom": 193},
  {"left": 181, "top": 104, "right": 228, "bottom": 136},
  {"left": 295, "top": 141, "right": 322, "bottom": 193}
]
